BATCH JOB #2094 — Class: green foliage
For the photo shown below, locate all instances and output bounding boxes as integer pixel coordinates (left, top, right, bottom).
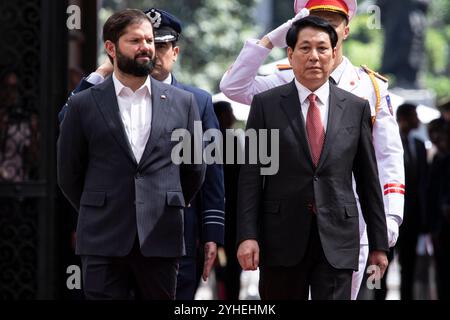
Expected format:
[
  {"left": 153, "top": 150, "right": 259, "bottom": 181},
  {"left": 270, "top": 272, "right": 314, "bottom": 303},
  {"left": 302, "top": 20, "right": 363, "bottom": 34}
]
[
  {"left": 425, "top": 28, "right": 448, "bottom": 74},
  {"left": 428, "top": 0, "right": 450, "bottom": 25},
  {"left": 343, "top": 3, "right": 450, "bottom": 102},
  {"left": 98, "top": 0, "right": 450, "bottom": 101},
  {"left": 426, "top": 0, "right": 450, "bottom": 101},
  {"left": 178, "top": 0, "right": 259, "bottom": 93},
  {"left": 344, "top": 14, "right": 383, "bottom": 71},
  {"left": 425, "top": 75, "right": 450, "bottom": 102},
  {"left": 100, "top": 0, "right": 258, "bottom": 94}
]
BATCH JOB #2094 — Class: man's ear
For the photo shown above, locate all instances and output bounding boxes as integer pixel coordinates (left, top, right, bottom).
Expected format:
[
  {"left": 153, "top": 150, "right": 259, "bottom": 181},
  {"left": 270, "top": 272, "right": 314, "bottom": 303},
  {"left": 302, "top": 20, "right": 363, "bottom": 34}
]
[
  {"left": 343, "top": 25, "right": 350, "bottom": 41},
  {"left": 173, "top": 46, "right": 180, "bottom": 62},
  {"left": 287, "top": 46, "right": 294, "bottom": 65},
  {"left": 105, "top": 40, "right": 116, "bottom": 60},
  {"left": 332, "top": 47, "right": 337, "bottom": 59}
]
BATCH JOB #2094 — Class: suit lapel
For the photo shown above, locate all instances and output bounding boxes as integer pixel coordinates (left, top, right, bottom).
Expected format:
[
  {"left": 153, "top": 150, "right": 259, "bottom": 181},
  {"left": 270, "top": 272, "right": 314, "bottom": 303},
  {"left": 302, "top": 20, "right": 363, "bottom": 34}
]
[
  {"left": 171, "top": 75, "right": 179, "bottom": 87},
  {"left": 280, "top": 81, "right": 314, "bottom": 168},
  {"left": 137, "top": 78, "right": 170, "bottom": 168},
  {"left": 316, "top": 84, "right": 346, "bottom": 171},
  {"left": 91, "top": 77, "right": 137, "bottom": 165}
]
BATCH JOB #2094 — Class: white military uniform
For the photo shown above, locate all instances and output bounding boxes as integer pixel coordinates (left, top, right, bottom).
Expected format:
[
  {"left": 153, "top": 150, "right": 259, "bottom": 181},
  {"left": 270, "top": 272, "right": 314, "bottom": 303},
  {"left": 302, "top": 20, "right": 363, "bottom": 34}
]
[{"left": 220, "top": 39, "right": 405, "bottom": 300}]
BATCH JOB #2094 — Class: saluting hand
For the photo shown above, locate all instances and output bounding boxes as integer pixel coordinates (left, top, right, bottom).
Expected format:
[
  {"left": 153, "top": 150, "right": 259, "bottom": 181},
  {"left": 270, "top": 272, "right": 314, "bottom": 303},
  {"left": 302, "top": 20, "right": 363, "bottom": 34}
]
[
  {"left": 265, "top": 8, "right": 310, "bottom": 48},
  {"left": 95, "top": 57, "right": 114, "bottom": 78}
]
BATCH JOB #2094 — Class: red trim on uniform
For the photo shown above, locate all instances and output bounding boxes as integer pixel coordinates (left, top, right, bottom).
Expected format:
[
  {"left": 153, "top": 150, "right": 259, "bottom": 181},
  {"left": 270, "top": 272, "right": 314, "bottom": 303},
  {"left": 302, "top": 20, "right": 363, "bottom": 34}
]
[
  {"left": 277, "top": 64, "right": 293, "bottom": 71},
  {"left": 384, "top": 183, "right": 405, "bottom": 190},
  {"left": 305, "top": 0, "right": 349, "bottom": 16},
  {"left": 384, "top": 188, "right": 405, "bottom": 195}
]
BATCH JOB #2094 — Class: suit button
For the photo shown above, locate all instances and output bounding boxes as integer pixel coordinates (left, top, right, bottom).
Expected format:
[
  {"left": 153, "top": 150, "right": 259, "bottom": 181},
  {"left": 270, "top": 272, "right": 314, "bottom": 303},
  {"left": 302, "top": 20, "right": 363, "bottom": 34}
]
[{"left": 313, "top": 176, "right": 319, "bottom": 181}]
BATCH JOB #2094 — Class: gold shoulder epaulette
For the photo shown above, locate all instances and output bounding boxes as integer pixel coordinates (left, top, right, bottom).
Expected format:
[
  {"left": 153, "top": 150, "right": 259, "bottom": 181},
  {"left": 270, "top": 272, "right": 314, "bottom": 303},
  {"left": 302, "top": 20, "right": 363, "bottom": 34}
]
[
  {"left": 276, "top": 64, "right": 293, "bottom": 71},
  {"left": 361, "top": 65, "right": 388, "bottom": 83}
]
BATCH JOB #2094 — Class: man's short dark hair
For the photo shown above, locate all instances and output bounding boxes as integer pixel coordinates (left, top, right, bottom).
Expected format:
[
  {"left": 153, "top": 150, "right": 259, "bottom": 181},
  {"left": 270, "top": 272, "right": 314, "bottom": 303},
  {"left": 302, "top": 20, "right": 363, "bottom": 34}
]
[
  {"left": 286, "top": 16, "right": 338, "bottom": 49},
  {"left": 438, "top": 99, "right": 450, "bottom": 113},
  {"left": 103, "top": 9, "right": 152, "bottom": 45},
  {"left": 396, "top": 103, "right": 418, "bottom": 120},
  {"left": 428, "top": 118, "right": 447, "bottom": 135}
]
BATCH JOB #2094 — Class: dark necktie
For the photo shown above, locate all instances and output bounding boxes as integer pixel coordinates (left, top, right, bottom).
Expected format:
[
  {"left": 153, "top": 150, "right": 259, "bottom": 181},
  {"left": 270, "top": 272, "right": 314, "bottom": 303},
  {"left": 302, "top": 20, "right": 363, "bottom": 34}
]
[{"left": 306, "top": 93, "right": 325, "bottom": 167}]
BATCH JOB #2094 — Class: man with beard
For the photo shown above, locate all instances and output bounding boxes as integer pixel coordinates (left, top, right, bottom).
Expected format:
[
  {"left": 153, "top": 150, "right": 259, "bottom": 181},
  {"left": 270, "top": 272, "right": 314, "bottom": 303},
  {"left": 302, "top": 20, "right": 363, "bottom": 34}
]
[
  {"left": 59, "top": 8, "right": 224, "bottom": 300},
  {"left": 57, "top": 9, "right": 206, "bottom": 299}
]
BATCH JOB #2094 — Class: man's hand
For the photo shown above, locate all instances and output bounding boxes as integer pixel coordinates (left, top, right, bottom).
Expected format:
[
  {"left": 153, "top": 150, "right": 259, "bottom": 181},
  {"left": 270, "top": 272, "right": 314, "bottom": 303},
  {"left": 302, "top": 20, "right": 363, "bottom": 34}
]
[
  {"left": 95, "top": 58, "right": 113, "bottom": 78},
  {"left": 266, "top": 8, "right": 309, "bottom": 48},
  {"left": 202, "top": 241, "right": 217, "bottom": 281},
  {"left": 237, "top": 239, "right": 259, "bottom": 271},
  {"left": 368, "top": 250, "right": 389, "bottom": 280}
]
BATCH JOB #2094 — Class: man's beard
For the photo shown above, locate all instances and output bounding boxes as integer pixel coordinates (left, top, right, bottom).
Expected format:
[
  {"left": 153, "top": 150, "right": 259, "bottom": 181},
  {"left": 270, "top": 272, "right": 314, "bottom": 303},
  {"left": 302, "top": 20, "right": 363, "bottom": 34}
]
[{"left": 116, "top": 47, "right": 155, "bottom": 77}]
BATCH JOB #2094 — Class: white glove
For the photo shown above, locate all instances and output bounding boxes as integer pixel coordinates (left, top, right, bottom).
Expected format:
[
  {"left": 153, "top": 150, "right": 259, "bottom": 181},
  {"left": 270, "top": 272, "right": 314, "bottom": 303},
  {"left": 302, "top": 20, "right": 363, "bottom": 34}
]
[
  {"left": 386, "top": 217, "right": 399, "bottom": 248},
  {"left": 266, "top": 8, "right": 309, "bottom": 48}
]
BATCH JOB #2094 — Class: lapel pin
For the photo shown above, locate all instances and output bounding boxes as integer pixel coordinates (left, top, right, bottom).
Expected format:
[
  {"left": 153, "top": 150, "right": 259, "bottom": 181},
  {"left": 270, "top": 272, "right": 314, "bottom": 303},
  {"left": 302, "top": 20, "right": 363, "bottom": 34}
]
[{"left": 161, "top": 94, "right": 167, "bottom": 99}]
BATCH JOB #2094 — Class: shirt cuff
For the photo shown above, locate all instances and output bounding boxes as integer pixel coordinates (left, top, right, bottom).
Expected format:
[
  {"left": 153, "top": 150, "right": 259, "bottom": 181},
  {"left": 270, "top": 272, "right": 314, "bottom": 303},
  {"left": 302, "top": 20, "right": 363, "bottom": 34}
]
[{"left": 85, "top": 72, "right": 105, "bottom": 85}]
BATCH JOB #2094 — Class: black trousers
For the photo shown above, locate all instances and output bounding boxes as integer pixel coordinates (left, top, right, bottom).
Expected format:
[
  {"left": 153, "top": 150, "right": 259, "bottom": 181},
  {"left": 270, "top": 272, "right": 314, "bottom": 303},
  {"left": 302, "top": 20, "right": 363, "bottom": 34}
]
[
  {"left": 175, "top": 256, "right": 197, "bottom": 300},
  {"left": 259, "top": 216, "right": 353, "bottom": 300},
  {"left": 81, "top": 239, "right": 179, "bottom": 300},
  {"left": 397, "top": 229, "right": 419, "bottom": 300},
  {"left": 433, "top": 224, "right": 450, "bottom": 300}
]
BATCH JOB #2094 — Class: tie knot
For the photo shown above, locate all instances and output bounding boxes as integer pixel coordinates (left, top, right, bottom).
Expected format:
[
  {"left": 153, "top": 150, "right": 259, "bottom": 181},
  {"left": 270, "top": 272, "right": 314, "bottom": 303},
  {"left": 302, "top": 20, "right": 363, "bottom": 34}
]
[{"left": 308, "top": 94, "right": 317, "bottom": 104}]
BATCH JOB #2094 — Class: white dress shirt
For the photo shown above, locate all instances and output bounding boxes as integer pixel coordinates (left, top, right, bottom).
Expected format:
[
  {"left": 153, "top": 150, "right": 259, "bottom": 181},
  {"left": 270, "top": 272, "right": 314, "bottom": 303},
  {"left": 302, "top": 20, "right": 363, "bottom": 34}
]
[
  {"left": 294, "top": 79, "right": 330, "bottom": 132},
  {"left": 161, "top": 73, "right": 172, "bottom": 85},
  {"left": 112, "top": 73, "right": 152, "bottom": 163},
  {"left": 330, "top": 57, "right": 348, "bottom": 85}
]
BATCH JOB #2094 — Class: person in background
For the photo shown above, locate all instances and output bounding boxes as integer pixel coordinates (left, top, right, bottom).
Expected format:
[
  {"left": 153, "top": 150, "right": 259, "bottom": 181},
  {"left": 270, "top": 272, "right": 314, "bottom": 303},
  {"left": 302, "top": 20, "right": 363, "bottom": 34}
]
[
  {"left": 0, "top": 68, "right": 38, "bottom": 182},
  {"left": 438, "top": 100, "right": 450, "bottom": 122},
  {"left": 396, "top": 103, "right": 429, "bottom": 300},
  {"left": 427, "top": 117, "right": 450, "bottom": 300},
  {"left": 213, "top": 101, "right": 242, "bottom": 300}
]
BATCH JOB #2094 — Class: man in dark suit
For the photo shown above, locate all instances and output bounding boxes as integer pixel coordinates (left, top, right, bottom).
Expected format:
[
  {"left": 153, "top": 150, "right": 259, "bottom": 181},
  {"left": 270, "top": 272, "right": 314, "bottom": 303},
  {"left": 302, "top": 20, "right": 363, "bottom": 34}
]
[
  {"left": 236, "top": 16, "right": 389, "bottom": 300},
  {"left": 59, "top": 8, "right": 224, "bottom": 300},
  {"left": 396, "top": 103, "right": 429, "bottom": 300},
  {"left": 57, "top": 9, "right": 205, "bottom": 299},
  {"left": 144, "top": 9, "right": 224, "bottom": 299}
]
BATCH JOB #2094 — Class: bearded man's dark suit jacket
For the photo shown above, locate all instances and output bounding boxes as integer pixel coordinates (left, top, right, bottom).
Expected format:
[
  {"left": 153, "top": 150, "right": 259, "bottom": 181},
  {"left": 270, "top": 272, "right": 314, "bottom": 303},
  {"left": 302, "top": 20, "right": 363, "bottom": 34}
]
[
  {"left": 57, "top": 76, "right": 206, "bottom": 297},
  {"left": 59, "top": 74, "right": 225, "bottom": 299},
  {"left": 237, "top": 80, "right": 388, "bottom": 297}
]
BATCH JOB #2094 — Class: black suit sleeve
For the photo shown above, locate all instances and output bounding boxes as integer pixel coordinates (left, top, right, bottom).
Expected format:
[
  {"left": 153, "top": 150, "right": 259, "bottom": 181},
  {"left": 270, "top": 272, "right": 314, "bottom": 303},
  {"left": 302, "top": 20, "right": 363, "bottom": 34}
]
[
  {"left": 57, "top": 96, "right": 88, "bottom": 211},
  {"left": 199, "top": 94, "right": 225, "bottom": 245},
  {"left": 353, "top": 101, "right": 389, "bottom": 253},
  {"left": 58, "top": 78, "right": 95, "bottom": 124},
  {"left": 236, "top": 94, "right": 265, "bottom": 246},
  {"left": 180, "top": 93, "right": 206, "bottom": 205}
]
